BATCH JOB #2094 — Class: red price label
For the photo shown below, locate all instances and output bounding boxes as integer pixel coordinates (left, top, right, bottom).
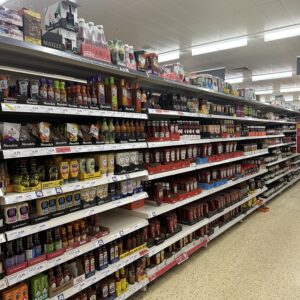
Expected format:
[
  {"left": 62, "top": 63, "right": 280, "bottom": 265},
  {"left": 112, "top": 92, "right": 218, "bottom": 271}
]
[
  {"left": 56, "top": 146, "right": 71, "bottom": 153},
  {"left": 175, "top": 252, "right": 188, "bottom": 265},
  {"left": 139, "top": 248, "right": 148, "bottom": 256}
]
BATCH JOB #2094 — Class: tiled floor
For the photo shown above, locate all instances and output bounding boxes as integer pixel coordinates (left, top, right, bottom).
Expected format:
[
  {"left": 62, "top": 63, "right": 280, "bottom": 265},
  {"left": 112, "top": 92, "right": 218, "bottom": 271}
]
[{"left": 132, "top": 181, "right": 300, "bottom": 300}]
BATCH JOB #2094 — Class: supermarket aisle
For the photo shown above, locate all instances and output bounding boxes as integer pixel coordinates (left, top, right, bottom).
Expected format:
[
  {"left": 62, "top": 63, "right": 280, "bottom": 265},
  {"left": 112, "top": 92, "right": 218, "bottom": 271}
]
[{"left": 134, "top": 182, "right": 300, "bottom": 300}]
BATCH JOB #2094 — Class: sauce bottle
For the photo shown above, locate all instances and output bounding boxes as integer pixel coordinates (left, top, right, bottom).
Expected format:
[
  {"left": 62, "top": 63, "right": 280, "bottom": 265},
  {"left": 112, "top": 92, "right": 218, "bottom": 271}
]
[
  {"left": 44, "top": 230, "right": 54, "bottom": 254},
  {"left": 127, "top": 83, "right": 133, "bottom": 106},
  {"left": 34, "top": 233, "right": 42, "bottom": 257},
  {"left": 73, "top": 223, "right": 80, "bottom": 243},
  {"left": 95, "top": 75, "right": 105, "bottom": 105},
  {"left": 118, "top": 79, "right": 128, "bottom": 107},
  {"left": 60, "top": 227, "right": 68, "bottom": 248},
  {"left": 113, "top": 241, "right": 119, "bottom": 260},
  {"left": 106, "top": 77, "right": 118, "bottom": 111},
  {"left": 54, "top": 227, "right": 62, "bottom": 251},
  {"left": 55, "top": 265, "right": 64, "bottom": 287},
  {"left": 75, "top": 84, "right": 82, "bottom": 106},
  {"left": 109, "top": 242, "right": 115, "bottom": 262},
  {"left": 86, "top": 86, "right": 92, "bottom": 106},
  {"left": 120, "top": 119, "right": 128, "bottom": 142},
  {"left": 47, "top": 79, "right": 54, "bottom": 102},
  {"left": 54, "top": 80, "right": 60, "bottom": 102},
  {"left": 115, "top": 270, "right": 122, "bottom": 294},
  {"left": 115, "top": 119, "right": 121, "bottom": 142},
  {"left": 120, "top": 268, "right": 127, "bottom": 291},
  {"left": 130, "top": 120, "right": 136, "bottom": 141},
  {"left": 4, "top": 241, "right": 15, "bottom": 269},
  {"left": 108, "top": 119, "right": 115, "bottom": 144},
  {"left": 67, "top": 225, "right": 74, "bottom": 247},
  {"left": 39, "top": 78, "right": 47, "bottom": 100},
  {"left": 48, "top": 269, "right": 56, "bottom": 289},
  {"left": 103, "top": 246, "right": 108, "bottom": 266},
  {"left": 132, "top": 82, "right": 141, "bottom": 112},
  {"left": 82, "top": 85, "right": 88, "bottom": 106},
  {"left": 101, "top": 119, "right": 109, "bottom": 144},
  {"left": 80, "top": 220, "right": 87, "bottom": 242},
  {"left": 60, "top": 82, "right": 67, "bottom": 103},
  {"left": 89, "top": 252, "right": 95, "bottom": 273},
  {"left": 25, "top": 235, "right": 35, "bottom": 261},
  {"left": 91, "top": 85, "right": 97, "bottom": 107}
]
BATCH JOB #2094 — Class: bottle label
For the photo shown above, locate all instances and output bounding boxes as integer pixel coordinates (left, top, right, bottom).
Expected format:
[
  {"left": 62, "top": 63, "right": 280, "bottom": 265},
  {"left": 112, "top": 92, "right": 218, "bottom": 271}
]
[
  {"left": 15, "top": 253, "right": 26, "bottom": 265},
  {"left": 90, "top": 257, "right": 95, "bottom": 272},
  {"left": 99, "top": 253, "right": 104, "bottom": 267},
  {"left": 54, "top": 240, "right": 62, "bottom": 251},
  {"left": 103, "top": 252, "right": 108, "bottom": 265},
  {"left": 55, "top": 91, "right": 60, "bottom": 101},
  {"left": 35, "top": 245, "right": 42, "bottom": 257},
  {"left": 48, "top": 90, "right": 54, "bottom": 101},
  {"left": 44, "top": 243, "right": 54, "bottom": 253},
  {"left": 25, "top": 248, "right": 35, "bottom": 260},
  {"left": 4, "top": 257, "right": 15, "bottom": 269}
]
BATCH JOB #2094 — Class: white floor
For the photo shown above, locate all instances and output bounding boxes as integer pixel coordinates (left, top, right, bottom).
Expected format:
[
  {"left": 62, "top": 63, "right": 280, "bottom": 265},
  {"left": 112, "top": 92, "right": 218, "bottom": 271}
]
[{"left": 132, "top": 181, "right": 300, "bottom": 300}]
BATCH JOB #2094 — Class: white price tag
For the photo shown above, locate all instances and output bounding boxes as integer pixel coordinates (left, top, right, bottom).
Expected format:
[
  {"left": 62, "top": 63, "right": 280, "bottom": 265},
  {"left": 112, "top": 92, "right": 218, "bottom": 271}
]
[
  {"left": 75, "top": 282, "right": 85, "bottom": 293},
  {"left": 152, "top": 211, "right": 157, "bottom": 217},
  {"left": 6, "top": 227, "right": 27, "bottom": 240},
  {"left": 113, "top": 200, "right": 121, "bottom": 207},
  {"left": 119, "top": 230, "right": 124, "bottom": 236},
  {"left": 28, "top": 263, "right": 46, "bottom": 277},
  {"left": 57, "top": 294, "right": 65, "bottom": 300},
  {"left": 85, "top": 208, "right": 96, "bottom": 217},
  {"left": 8, "top": 270, "right": 28, "bottom": 285},
  {"left": 31, "top": 148, "right": 40, "bottom": 156},
  {"left": 49, "top": 256, "right": 64, "bottom": 268},
  {"left": 112, "top": 176, "right": 118, "bottom": 182},
  {"left": 125, "top": 174, "right": 130, "bottom": 180},
  {"left": 0, "top": 279, "right": 7, "bottom": 290},
  {"left": 98, "top": 239, "right": 104, "bottom": 247}
]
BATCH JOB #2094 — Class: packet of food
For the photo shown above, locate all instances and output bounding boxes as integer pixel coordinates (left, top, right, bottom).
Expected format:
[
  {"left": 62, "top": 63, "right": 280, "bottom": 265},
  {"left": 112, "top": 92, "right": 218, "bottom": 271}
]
[
  {"left": 38, "top": 122, "right": 51, "bottom": 143},
  {"left": 1, "top": 122, "right": 21, "bottom": 143}
]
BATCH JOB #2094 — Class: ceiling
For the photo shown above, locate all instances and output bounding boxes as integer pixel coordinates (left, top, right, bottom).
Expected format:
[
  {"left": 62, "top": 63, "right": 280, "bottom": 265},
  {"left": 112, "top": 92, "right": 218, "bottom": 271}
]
[{"left": 5, "top": 0, "right": 300, "bottom": 102}]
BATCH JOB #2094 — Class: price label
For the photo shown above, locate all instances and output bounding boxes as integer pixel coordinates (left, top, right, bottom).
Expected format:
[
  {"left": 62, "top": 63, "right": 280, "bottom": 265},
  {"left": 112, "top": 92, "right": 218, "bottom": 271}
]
[
  {"left": 139, "top": 248, "right": 148, "bottom": 257},
  {"left": 35, "top": 190, "right": 44, "bottom": 198},
  {"left": 152, "top": 211, "right": 157, "bottom": 217},
  {"left": 98, "top": 239, "right": 104, "bottom": 247},
  {"left": 119, "top": 230, "right": 124, "bottom": 236},
  {"left": 6, "top": 227, "right": 26, "bottom": 240},
  {"left": 12, "top": 149, "right": 21, "bottom": 158},
  {"left": 125, "top": 174, "right": 130, "bottom": 180},
  {"left": 55, "top": 187, "right": 63, "bottom": 194},
  {"left": 119, "top": 67, "right": 129, "bottom": 73},
  {"left": 31, "top": 148, "right": 40, "bottom": 156},
  {"left": 8, "top": 270, "right": 28, "bottom": 285},
  {"left": 57, "top": 294, "right": 65, "bottom": 300},
  {"left": 175, "top": 252, "right": 189, "bottom": 265},
  {"left": 112, "top": 176, "right": 117, "bottom": 182},
  {"left": 85, "top": 208, "right": 96, "bottom": 217},
  {"left": 75, "top": 282, "right": 85, "bottom": 293},
  {"left": 0, "top": 279, "right": 7, "bottom": 290},
  {"left": 38, "top": 222, "right": 48, "bottom": 231}
]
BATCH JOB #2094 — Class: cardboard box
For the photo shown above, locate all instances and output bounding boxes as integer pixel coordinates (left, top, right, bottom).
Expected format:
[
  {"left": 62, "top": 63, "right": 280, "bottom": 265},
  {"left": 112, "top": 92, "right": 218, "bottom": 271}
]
[
  {"left": 21, "top": 8, "right": 41, "bottom": 45},
  {"left": 45, "top": 0, "right": 79, "bottom": 31}
]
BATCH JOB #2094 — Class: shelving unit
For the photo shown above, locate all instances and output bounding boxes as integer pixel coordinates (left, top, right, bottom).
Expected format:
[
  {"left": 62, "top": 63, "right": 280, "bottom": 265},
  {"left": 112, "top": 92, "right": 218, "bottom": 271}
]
[{"left": 0, "top": 34, "right": 298, "bottom": 299}]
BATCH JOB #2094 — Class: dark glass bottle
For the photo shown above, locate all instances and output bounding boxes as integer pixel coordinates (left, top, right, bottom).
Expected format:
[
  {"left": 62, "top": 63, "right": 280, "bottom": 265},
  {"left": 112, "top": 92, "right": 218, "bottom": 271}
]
[{"left": 15, "top": 239, "right": 26, "bottom": 265}]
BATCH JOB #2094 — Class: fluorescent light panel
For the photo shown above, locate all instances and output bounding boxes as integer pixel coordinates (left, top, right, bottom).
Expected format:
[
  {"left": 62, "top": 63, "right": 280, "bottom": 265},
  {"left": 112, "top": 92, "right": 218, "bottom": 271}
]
[
  {"left": 284, "top": 96, "right": 294, "bottom": 102},
  {"left": 225, "top": 77, "right": 244, "bottom": 84},
  {"left": 252, "top": 71, "right": 292, "bottom": 82},
  {"left": 265, "top": 25, "right": 300, "bottom": 42},
  {"left": 191, "top": 37, "right": 248, "bottom": 56},
  {"left": 255, "top": 90, "right": 273, "bottom": 95},
  {"left": 158, "top": 50, "right": 179, "bottom": 63},
  {"left": 280, "top": 87, "right": 300, "bottom": 93}
]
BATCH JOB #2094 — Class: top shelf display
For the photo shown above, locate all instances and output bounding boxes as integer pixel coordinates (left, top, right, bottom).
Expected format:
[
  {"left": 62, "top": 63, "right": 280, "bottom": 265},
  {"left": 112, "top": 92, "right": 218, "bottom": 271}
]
[{"left": 0, "top": 36, "right": 299, "bottom": 117}]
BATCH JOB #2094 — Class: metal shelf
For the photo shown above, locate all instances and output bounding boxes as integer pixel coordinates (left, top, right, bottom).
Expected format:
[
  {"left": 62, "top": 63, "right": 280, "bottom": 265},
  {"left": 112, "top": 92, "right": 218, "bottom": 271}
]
[
  {"left": 268, "top": 142, "right": 296, "bottom": 149},
  {"left": 5, "top": 192, "right": 148, "bottom": 241},
  {"left": 265, "top": 168, "right": 295, "bottom": 185},
  {"left": 266, "top": 153, "right": 299, "bottom": 167},
  {"left": 0, "top": 36, "right": 299, "bottom": 116}
]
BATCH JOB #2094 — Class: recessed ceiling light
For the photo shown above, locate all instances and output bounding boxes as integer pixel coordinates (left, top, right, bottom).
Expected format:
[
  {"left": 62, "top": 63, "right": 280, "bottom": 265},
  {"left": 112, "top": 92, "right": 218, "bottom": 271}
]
[
  {"left": 255, "top": 90, "right": 273, "bottom": 95},
  {"left": 284, "top": 96, "right": 294, "bottom": 102},
  {"left": 225, "top": 77, "right": 244, "bottom": 84},
  {"left": 252, "top": 71, "right": 292, "bottom": 81},
  {"left": 191, "top": 37, "right": 247, "bottom": 56},
  {"left": 280, "top": 87, "right": 300, "bottom": 93},
  {"left": 264, "top": 24, "right": 300, "bottom": 42},
  {"left": 158, "top": 50, "right": 179, "bottom": 63}
]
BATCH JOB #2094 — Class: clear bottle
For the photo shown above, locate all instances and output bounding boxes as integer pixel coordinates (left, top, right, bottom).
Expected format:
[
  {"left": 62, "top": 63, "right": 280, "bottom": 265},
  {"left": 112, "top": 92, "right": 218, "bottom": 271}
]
[
  {"left": 77, "top": 18, "right": 86, "bottom": 51},
  {"left": 87, "top": 22, "right": 95, "bottom": 45},
  {"left": 96, "top": 25, "right": 107, "bottom": 47}
]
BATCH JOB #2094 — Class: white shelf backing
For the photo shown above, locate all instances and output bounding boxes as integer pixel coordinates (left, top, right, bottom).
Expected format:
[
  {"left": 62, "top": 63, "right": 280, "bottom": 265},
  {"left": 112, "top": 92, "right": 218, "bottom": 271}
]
[
  {"left": 2, "top": 142, "right": 148, "bottom": 159},
  {"left": 5, "top": 213, "right": 148, "bottom": 287},
  {"left": 148, "top": 151, "right": 268, "bottom": 181},
  {"left": 5, "top": 192, "right": 148, "bottom": 241},
  {"left": 147, "top": 186, "right": 267, "bottom": 257},
  {"left": 266, "top": 154, "right": 298, "bottom": 167},
  {"left": 268, "top": 142, "right": 296, "bottom": 149},
  {"left": 265, "top": 168, "right": 295, "bottom": 185},
  {"left": 0, "top": 170, "right": 148, "bottom": 205},
  {"left": 52, "top": 250, "right": 149, "bottom": 300},
  {"left": 259, "top": 175, "right": 300, "bottom": 204},
  {"left": 1, "top": 102, "right": 147, "bottom": 119},
  {"left": 123, "top": 172, "right": 268, "bottom": 219}
]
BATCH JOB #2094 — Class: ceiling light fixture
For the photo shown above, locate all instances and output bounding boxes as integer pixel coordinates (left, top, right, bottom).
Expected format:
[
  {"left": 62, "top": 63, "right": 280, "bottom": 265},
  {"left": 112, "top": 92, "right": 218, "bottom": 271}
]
[
  {"left": 191, "top": 37, "right": 248, "bottom": 56},
  {"left": 284, "top": 96, "right": 294, "bottom": 102},
  {"left": 0, "top": 0, "right": 8, "bottom": 4},
  {"left": 264, "top": 24, "right": 300, "bottom": 42},
  {"left": 280, "top": 87, "right": 300, "bottom": 93},
  {"left": 255, "top": 90, "right": 273, "bottom": 95},
  {"left": 225, "top": 77, "right": 244, "bottom": 84},
  {"left": 252, "top": 71, "right": 292, "bottom": 82},
  {"left": 158, "top": 50, "right": 179, "bottom": 63}
]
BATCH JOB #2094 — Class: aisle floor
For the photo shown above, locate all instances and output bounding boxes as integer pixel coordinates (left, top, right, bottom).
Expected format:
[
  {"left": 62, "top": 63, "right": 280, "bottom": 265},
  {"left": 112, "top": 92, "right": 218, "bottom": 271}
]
[{"left": 133, "top": 182, "right": 300, "bottom": 300}]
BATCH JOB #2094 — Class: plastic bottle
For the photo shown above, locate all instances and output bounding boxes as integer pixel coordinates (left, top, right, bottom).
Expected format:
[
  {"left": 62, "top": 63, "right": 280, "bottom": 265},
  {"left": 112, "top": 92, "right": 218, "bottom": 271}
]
[
  {"left": 96, "top": 25, "right": 106, "bottom": 47},
  {"left": 77, "top": 18, "right": 86, "bottom": 51},
  {"left": 60, "top": 82, "right": 67, "bottom": 103},
  {"left": 54, "top": 80, "right": 60, "bottom": 102},
  {"left": 87, "top": 22, "right": 95, "bottom": 44}
]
